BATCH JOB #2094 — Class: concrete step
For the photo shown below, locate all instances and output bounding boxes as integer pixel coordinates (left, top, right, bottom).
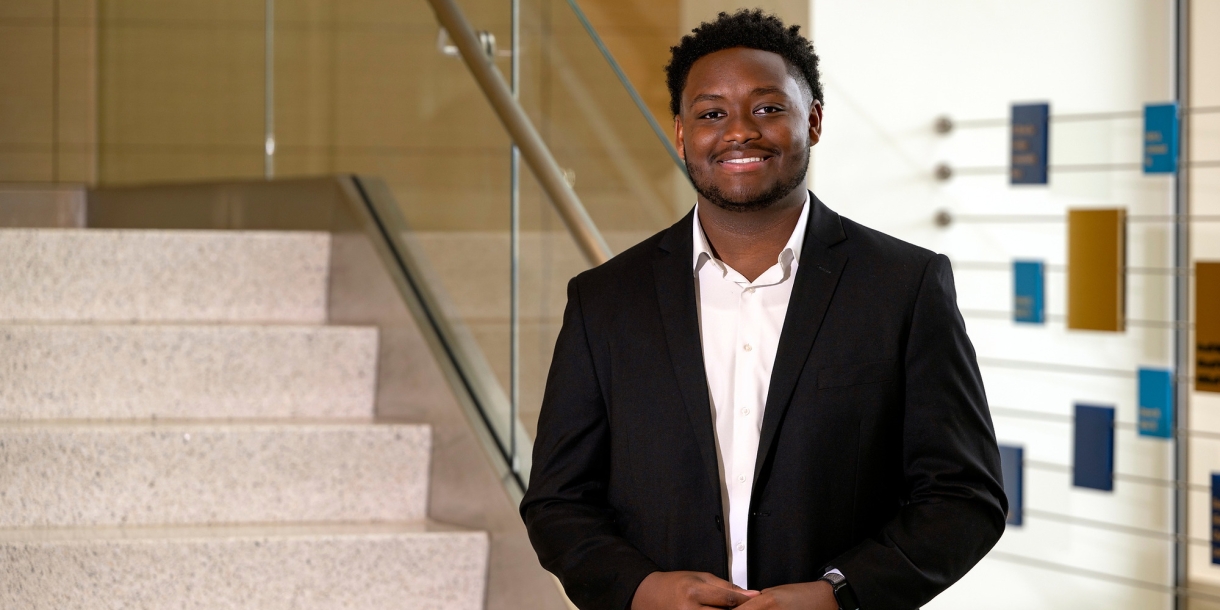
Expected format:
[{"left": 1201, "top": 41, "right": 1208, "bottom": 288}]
[
  {"left": 0, "top": 229, "right": 330, "bottom": 323},
  {"left": 0, "top": 324, "right": 378, "bottom": 420},
  {"left": 0, "top": 422, "right": 429, "bottom": 527},
  {"left": 0, "top": 521, "right": 487, "bottom": 610}
]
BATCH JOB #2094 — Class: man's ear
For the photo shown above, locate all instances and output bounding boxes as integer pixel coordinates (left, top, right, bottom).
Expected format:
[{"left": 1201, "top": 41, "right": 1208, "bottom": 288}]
[
  {"left": 674, "top": 115, "right": 686, "bottom": 161},
  {"left": 808, "top": 100, "right": 824, "bottom": 147}
]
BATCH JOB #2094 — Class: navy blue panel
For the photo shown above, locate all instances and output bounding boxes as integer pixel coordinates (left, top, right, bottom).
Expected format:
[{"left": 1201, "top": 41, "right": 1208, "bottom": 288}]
[
  {"left": 1073, "top": 404, "right": 1115, "bottom": 491},
  {"left": 1213, "top": 473, "right": 1220, "bottom": 565},
  {"left": 1011, "top": 103, "right": 1050, "bottom": 185},
  {"left": 998, "top": 444, "right": 1024, "bottom": 526}
]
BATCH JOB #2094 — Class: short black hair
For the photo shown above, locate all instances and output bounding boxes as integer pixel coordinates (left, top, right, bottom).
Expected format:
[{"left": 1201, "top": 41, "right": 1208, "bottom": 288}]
[{"left": 665, "top": 9, "right": 822, "bottom": 117}]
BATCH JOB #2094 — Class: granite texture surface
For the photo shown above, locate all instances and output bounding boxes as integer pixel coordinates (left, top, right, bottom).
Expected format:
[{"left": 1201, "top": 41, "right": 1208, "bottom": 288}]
[
  {"left": 0, "top": 229, "right": 330, "bottom": 322},
  {"left": 0, "top": 324, "right": 378, "bottom": 419},
  {"left": 0, "top": 522, "right": 488, "bottom": 610},
  {"left": 0, "top": 422, "right": 431, "bottom": 527}
]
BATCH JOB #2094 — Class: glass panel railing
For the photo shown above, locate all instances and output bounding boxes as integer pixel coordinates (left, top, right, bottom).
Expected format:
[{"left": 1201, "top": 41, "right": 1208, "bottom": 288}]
[
  {"left": 513, "top": 0, "right": 695, "bottom": 439},
  {"left": 93, "top": 0, "right": 690, "bottom": 487}
]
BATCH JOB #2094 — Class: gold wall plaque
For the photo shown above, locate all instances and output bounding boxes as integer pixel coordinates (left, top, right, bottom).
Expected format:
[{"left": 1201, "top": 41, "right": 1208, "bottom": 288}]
[
  {"left": 1198, "top": 262, "right": 1220, "bottom": 393},
  {"left": 1067, "top": 209, "right": 1126, "bottom": 332}
]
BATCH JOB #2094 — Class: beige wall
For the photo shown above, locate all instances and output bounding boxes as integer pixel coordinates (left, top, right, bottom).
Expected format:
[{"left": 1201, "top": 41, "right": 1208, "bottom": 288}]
[{"left": 0, "top": 0, "right": 97, "bottom": 183}]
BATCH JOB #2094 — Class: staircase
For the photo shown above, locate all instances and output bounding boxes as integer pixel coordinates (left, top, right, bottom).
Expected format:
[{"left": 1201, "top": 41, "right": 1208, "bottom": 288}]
[{"left": 0, "top": 228, "right": 489, "bottom": 609}]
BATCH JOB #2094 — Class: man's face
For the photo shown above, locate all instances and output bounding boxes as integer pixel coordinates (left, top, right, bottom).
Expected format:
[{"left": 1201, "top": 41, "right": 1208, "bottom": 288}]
[{"left": 676, "top": 47, "right": 822, "bottom": 212}]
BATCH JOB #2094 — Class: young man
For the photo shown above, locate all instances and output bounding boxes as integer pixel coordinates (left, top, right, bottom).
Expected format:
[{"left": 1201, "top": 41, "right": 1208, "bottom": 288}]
[{"left": 521, "top": 10, "right": 1006, "bottom": 610}]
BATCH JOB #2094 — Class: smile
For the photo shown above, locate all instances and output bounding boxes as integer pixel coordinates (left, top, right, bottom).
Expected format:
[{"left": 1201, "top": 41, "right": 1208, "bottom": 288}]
[{"left": 722, "top": 157, "right": 766, "bottom": 164}]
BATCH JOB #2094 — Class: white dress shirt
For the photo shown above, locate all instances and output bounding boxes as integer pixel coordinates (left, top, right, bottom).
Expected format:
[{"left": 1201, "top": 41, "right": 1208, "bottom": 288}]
[{"left": 692, "top": 194, "right": 810, "bottom": 589}]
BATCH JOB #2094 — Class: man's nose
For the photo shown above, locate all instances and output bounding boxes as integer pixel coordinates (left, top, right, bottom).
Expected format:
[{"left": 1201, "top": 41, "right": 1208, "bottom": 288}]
[{"left": 723, "top": 110, "right": 761, "bottom": 144}]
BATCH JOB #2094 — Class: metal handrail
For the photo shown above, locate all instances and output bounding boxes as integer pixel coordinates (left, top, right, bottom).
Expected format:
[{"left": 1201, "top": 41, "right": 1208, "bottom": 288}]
[{"left": 425, "top": 0, "right": 612, "bottom": 267}]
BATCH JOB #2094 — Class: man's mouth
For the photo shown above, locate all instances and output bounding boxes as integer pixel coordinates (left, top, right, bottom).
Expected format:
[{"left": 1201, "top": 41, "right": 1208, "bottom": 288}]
[{"left": 717, "top": 155, "right": 771, "bottom": 171}]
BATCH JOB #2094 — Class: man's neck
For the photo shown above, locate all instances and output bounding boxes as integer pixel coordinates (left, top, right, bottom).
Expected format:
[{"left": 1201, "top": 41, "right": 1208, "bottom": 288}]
[{"left": 697, "top": 187, "right": 807, "bottom": 283}]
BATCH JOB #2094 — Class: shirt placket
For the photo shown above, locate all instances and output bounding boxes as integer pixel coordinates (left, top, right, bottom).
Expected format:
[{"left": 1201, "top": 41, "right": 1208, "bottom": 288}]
[{"left": 729, "top": 281, "right": 762, "bottom": 584}]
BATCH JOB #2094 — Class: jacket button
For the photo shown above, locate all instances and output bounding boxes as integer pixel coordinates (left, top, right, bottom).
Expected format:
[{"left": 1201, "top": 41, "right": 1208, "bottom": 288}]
[{"left": 714, "top": 515, "right": 724, "bottom": 531}]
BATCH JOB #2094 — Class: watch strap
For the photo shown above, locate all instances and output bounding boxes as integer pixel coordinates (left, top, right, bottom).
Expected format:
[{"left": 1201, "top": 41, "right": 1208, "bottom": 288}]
[{"left": 819, "top": 569, "right": 860, "bottom": 610}]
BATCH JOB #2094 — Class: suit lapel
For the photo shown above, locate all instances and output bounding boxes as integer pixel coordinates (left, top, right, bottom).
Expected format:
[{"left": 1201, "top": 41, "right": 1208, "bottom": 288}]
[
  {"left": 653, "top": 211, "right": 722, "bottom": 495},
  {"left": 753, "top": 196, "right": 848, "bottom": 487}
]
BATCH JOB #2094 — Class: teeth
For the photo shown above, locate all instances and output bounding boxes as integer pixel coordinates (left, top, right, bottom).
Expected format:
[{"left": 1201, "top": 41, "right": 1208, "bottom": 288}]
[{"left": 723, "top": 157, "right": 764, "bottom": 164}]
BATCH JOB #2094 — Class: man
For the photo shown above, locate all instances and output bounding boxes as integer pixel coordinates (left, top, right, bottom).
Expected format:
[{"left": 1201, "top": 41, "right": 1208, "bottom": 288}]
[{"left": 521, "top": 10, "right": 1006, "bottom": 610}]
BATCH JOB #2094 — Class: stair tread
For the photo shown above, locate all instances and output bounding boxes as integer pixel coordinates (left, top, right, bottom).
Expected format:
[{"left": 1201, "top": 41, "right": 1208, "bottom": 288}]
[
  {"left": 0, "top": 323, "right": 378, "bottom": 420},
  {"left": 0, "top": 423, "right": 431, "bottom": 527},
  {"left": 0, "top": 519, "right": 479, "bottom": 542},
  {"left": 0, "top": 229, "right": 330, "bottom": 323}
]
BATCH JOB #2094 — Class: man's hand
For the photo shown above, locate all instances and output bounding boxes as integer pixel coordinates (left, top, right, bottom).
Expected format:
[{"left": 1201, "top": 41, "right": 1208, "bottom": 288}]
[
  {"left": 735, "top": 580, "right": 839, "bottom": 609},
  {"left": 631, "top": 571, "right": 760, "bottom": 609}
]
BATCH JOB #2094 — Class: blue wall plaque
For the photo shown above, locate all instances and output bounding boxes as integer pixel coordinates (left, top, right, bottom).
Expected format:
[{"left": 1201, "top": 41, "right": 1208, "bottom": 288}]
[
  {"left": 1138, "top": 367, "right": 1173, "bottom": 439},
  {"left": 998, "top": 444, "right": 1024, "bottom": 526},
  {"left": 1144, "top": 103, "right": 1179, "bottom": 174},
  {"left": 1011, "top": 103, "right": 1050, "bottom": 185},
  {"left": 1213, "top": 473, "right": 1220, "bottom": 564},
  {"left": 1073, "top": 404, "right": 1115, "bottom": 491},
  {"left": 1013, "top": 260, "right": 1045, "bottom": 324}
]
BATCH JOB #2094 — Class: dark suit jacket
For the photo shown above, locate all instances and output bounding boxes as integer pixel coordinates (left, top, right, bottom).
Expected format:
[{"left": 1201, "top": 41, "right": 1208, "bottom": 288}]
[{"left": 520, "top": 195, "right": 1007, "bottom": 610}]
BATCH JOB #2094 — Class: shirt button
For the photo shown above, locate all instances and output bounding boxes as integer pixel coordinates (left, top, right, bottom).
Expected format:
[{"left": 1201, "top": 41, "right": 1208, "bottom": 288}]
[
  {"left": 738, "top": 475, "right": 746, "bottom": 483},
  {"left": 743, "top": 343, "right": 753, "bottom": 352},
  {"left": 741, "top": 408, "right": 750, "bottom": 416},
  {"left": 737, "top": 543, "right": 746, "bottom": 552},
  {"left": 744, "top": 287, "right": 755, "bottom": 294}
]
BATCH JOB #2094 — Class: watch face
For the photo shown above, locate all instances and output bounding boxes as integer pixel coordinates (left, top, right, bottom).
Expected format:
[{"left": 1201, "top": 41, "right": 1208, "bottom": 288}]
[{"left": 822, "top": 572, "right": 845, "bottom": 586}]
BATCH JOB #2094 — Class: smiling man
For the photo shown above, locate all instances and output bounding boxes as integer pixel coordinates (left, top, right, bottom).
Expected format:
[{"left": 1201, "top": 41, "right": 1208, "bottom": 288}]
[{"left": 521, "top": 10, "right": 1006, "bottom": 610}]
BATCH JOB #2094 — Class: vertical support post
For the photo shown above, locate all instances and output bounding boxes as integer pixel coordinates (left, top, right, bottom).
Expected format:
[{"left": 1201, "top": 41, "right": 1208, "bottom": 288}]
[
  {"left": 509, "top": 0, "right": 521, "bottom": 474},
  {"left": 51, "top": 0, "right": 60, "bottom": 182},
  {"left": 264, "top": 0, "right": 275, "bottom": 179},
  {"left": 1173, "top": 0, "right": 1190, "bottom": 607}
]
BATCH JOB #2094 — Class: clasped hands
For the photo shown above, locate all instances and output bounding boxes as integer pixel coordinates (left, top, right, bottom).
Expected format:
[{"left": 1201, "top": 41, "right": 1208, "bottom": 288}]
[{"left": 631, "top": 570, "right": 838, "bottom": 610}]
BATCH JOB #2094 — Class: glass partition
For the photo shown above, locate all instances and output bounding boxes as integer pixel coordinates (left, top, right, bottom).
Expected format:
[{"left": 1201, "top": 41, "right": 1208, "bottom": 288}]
[{"left": 93, "top": 0, "right": 689, "bottom": 482}]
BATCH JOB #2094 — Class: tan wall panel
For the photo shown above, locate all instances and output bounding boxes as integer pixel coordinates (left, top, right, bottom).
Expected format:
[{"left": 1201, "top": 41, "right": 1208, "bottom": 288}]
[
  {"left": 1198, "top": 262, "right": 1220, "bottom": 393},
  {"left": 0, "top": 23, "right": 54, "bottom": 180},
  {"left": 681, "top": 0, "right": 809, "bottom": 38},
  {"left": 1067, "top": 208, "right": 1127, "bottom": 332},
  {"left": 57, "top": 5, "right": 98, "bottom": 182}
]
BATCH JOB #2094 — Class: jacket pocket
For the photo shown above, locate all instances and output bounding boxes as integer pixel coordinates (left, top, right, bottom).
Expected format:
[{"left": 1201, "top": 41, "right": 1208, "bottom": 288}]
[{"left": 817, "top": 359, "right": 898, "bottom": 389}]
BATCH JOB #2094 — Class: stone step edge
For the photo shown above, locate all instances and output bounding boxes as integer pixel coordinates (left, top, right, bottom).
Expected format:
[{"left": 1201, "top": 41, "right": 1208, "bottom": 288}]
[
  {"left": 0, "top": 419, "right": 425, "bottom": 430},
  {"left": 0, "top": 520, "right": 481, "bottom": 544}
]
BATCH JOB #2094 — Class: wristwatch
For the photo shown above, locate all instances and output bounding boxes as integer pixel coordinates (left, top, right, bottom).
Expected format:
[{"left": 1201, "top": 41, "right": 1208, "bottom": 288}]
[{"left": 819, "top": 570, "right": 860, "bottom": 610}]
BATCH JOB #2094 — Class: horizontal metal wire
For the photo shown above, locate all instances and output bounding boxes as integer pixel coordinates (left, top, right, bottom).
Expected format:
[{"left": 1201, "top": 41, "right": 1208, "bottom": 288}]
[
  {"left": 1022, "top": 508, "right": 1210, "bottom": 545},
  {"left": 944, "top": 160, "right": 1220, "bottom": 176},
  {"left": 990, "top": 406, "right": 1220, "bottom": 442},
  {"left": 961, "top": 308, "right": 1187, "bottom": 330},
  {"left": 1023, "top": 459, "right": 1210, "bottom": 493},
  {"left": 943, "top": 105, "right": 1220, "bottom": 130},
  {"left": 977, "top": 356, "right": 1137, "bottom": 378},
  {"left": 986, "top": 551, "right": 1220, "bottom": 603},
  {"left": 951, "top": 260, "right": 1192, "bottom": 275},
  {"left": 940, "top": 213, "right": 1220, "bottom": 224}
]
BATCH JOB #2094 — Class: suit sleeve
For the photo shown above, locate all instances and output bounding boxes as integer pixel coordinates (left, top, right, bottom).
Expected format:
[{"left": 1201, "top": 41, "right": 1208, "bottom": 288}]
[
  {"left": 831, "top": 253, "right": 1008, "bottom": 609},
  {"left": 520, "top": 277, "right": 660, "bottom": 610}
]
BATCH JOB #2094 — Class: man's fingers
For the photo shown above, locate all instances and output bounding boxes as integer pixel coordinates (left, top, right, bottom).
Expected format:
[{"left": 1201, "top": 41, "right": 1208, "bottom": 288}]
[
  {"left": 689, "top": 582, "right": 755, "bottom": 608},
  {"left": 694, "top": 572, "right": 749, "bottom": 592}
]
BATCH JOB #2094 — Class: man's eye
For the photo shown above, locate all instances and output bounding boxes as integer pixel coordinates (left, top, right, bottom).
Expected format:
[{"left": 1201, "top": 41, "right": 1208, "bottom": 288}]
[
  {"left": 756, "top": 106, "right": 782, "bottom": 114},
  {"left": 699, "top": 111, "right": 725, "bottom": 119}
]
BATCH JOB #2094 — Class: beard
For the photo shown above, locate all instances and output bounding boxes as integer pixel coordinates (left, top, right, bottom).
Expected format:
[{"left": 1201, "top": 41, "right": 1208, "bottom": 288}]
[{"left": 684, "top": 144, "right": 810, "bottom": 213}]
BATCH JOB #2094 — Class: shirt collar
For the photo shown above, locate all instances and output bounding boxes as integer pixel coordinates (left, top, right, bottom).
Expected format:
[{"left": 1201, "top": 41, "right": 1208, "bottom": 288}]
[{"left": 692, "top": 192, "right": 811, "bottom": 276}]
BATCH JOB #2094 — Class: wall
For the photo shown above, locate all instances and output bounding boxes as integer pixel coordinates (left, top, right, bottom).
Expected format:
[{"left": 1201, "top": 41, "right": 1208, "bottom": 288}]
[
  {"left": 809, "top": 1, "right": 1200, "bottom": 608},
  {"left": 0, "top": 0, "right": 97, "bottom": 183},
  {"left": 1188, "top": 0, "right": 1220, "bottom": 603}
]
